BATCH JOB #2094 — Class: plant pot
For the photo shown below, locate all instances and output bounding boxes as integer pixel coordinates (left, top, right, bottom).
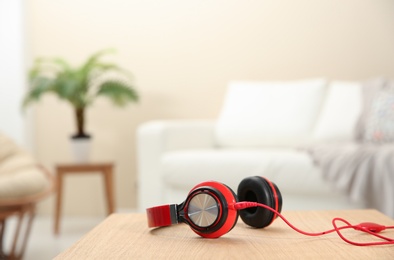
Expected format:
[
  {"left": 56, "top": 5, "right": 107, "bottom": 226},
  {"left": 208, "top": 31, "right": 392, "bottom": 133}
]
[{"left": 70, "top": 135, "right": 91, "bottom": 163}]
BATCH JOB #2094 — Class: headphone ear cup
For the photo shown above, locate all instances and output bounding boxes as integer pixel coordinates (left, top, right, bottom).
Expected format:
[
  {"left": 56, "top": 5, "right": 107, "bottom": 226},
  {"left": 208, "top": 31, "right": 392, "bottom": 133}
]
[
  {"left": 237, "top": 176, "right": 282, "bottom": 228},
  {"left": 186, "top": 181, "right": 239, "bottom": 238}
]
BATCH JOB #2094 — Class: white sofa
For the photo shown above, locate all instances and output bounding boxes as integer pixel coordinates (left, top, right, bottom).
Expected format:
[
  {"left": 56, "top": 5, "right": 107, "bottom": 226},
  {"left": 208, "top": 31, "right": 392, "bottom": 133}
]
[{"left": 137, "top": 79, "right": 367, "bottom": 212}]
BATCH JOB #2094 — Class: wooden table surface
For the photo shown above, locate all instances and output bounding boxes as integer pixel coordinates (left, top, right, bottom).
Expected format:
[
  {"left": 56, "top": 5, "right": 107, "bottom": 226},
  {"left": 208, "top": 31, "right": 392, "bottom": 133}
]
[{"left": 55, "top": 209, "right": 394, "bottom": 259}]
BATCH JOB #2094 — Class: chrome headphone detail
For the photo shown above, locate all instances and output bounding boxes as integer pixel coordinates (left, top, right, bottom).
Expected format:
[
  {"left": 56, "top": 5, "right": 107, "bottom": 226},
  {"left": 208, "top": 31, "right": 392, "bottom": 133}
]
[{"left": 187, "top": 192, "right": 219, "bottom": 227}]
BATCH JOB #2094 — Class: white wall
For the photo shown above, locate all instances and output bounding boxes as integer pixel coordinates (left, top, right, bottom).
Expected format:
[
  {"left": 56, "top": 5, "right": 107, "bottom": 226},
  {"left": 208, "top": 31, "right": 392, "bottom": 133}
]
[{"left": 0, "top": 0, "right": 27, "bottom": 146}]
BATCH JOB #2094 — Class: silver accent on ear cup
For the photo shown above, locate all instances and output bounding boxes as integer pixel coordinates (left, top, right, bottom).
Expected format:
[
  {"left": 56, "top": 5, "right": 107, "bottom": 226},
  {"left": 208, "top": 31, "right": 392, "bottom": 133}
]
[{"left": 187, "top": 193, "right": 219, "bottom": 227}]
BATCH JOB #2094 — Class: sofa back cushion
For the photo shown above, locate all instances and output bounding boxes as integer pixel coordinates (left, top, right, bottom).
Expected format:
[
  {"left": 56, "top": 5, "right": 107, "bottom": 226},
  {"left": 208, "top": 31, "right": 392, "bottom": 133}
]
[
  {"left": 312, "top": 81, "right": 362, "bottom": 143},
  {"left": 215, "top": 79, "right": 327, "bottom": 147}
]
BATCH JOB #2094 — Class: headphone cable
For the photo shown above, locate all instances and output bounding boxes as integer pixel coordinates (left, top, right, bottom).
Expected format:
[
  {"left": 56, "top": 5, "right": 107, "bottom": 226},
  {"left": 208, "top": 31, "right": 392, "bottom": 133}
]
[{"left": 234, "top": 202, "right": 394, "bottom": 246}]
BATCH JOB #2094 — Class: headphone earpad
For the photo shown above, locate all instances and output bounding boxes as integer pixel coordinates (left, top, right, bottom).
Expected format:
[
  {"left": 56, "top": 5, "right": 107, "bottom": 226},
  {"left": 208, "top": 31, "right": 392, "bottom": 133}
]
[{"left": 237, "top": 176, "right": 282, "bottom": 228}]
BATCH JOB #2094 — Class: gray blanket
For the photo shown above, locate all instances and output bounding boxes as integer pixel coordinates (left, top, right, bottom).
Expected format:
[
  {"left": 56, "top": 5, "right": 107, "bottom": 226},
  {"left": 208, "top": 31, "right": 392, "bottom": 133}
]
[{"left": 308, "top": 143, "right": 394, "bottom": 218}]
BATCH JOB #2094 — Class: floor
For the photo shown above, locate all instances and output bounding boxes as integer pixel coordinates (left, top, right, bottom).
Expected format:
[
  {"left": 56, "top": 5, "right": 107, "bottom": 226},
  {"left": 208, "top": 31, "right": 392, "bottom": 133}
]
[{"left": 4, "top": 215, "right": 106, "bottom": 260}]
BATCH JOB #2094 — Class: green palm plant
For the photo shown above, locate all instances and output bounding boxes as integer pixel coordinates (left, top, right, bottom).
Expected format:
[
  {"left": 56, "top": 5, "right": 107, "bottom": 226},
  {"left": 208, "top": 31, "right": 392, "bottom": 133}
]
[{"left": 23, "top": 49, "right": 139, "bottom": 139}]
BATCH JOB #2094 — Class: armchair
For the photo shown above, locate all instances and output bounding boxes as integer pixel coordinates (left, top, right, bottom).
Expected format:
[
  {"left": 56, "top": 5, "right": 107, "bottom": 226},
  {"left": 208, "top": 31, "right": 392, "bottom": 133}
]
[{"left": 0, "top": 133, "right": 53, "bottom": 260}]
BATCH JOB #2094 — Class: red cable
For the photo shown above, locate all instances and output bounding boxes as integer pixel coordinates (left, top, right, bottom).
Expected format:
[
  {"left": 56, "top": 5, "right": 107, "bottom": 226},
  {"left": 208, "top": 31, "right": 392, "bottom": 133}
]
[
  {"left": 332, "top": 218, "right": 394, "bottom": 246},
  {"left": 234, "top": 202, "right": 394, "bottom": 246}
]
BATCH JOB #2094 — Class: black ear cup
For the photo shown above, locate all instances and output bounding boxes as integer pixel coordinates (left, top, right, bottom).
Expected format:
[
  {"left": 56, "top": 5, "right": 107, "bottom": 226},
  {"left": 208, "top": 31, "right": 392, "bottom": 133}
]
[{"left": 237, "top": 176, "right": 283, "bottom": 228}]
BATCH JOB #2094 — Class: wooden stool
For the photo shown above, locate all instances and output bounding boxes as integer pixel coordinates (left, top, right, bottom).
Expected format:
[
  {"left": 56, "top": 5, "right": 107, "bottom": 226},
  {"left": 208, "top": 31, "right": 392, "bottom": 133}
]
[{"left": 54, "top": 163, "right": 115, "bottom": 235}]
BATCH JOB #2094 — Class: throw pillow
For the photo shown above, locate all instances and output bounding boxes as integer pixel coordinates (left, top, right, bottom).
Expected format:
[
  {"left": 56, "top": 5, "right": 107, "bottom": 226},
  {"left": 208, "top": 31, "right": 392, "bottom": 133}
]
[
  {"left": 215, "top": 79, "right": 327, "bottom": 147},
  {"left": 312, "top": 81, "right": 362, "bottom": 143},
  {"left": 361, "top": 79, "right": 394, "bottom": 143}
]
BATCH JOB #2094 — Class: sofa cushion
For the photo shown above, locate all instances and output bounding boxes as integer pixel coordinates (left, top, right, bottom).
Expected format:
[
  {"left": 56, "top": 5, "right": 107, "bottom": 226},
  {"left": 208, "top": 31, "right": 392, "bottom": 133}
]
[
  {"left": 215, "top": 79, "right": 326, "bottom": 147},
  {"left": 0, "top": 165, "right": 49, "bottom": 199},
  {"left": 312, "top": 81, "right": 362, "bottom": 143},
  {"left": 0, "top": 133, "right": 21, "bottom": 161},
  {"left": 0, "top": 133, "right": 50, "bottom": 200},
  {"left": 161, "top": 148, "right": 331, "bottom": 196}
]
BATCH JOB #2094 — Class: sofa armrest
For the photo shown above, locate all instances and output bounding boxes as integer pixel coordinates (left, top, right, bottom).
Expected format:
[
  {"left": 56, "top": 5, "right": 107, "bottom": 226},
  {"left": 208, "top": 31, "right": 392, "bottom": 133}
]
[{"left": 136, "top": 120, "right": 216, "bottom": 211}]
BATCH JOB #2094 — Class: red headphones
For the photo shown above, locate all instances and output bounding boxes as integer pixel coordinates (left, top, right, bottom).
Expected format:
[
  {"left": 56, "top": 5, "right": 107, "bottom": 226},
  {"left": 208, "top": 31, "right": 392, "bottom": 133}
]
[
  {"left": 146, "top": 176, "right": 394, "bottom": 246},
  {"left": 147, "top": 176, "right": 281, "bottom": 238}
]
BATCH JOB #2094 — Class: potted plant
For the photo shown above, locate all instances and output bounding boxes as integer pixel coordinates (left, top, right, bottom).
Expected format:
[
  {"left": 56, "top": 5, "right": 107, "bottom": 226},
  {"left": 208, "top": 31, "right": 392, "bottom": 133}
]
[{"left": 23, "top": 49, "right": 139, "bottom": 162}]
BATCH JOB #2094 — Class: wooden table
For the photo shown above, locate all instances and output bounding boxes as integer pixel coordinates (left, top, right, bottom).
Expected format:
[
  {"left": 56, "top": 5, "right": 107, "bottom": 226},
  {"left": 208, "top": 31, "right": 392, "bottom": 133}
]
[
  {"left": 55, "top": 209, "right": 394, "bottom": 259},
  {"left": 54, "top": 163, "right": 115, "bottom": 235}
]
